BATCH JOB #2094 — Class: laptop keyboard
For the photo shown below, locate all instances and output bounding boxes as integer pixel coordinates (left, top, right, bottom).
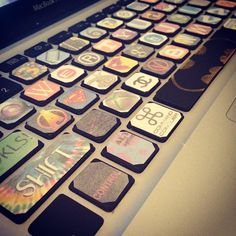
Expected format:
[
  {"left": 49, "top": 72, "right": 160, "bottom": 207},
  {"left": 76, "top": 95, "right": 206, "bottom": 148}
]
[{"left": 0, "top": 0, "right": 236, "bottom": 234}]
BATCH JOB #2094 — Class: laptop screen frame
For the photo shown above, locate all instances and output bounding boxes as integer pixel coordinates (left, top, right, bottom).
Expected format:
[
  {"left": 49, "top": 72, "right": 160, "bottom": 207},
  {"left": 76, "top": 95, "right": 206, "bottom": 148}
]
[{"left": 0, "top": 0, "right": 99, "bottom": 50}]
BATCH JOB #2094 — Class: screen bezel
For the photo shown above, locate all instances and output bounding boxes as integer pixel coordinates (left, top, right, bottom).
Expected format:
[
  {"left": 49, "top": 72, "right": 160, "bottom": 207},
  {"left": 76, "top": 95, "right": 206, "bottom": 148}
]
[{"left": 0, "top": 0, "right": 99, "bottom": 50}]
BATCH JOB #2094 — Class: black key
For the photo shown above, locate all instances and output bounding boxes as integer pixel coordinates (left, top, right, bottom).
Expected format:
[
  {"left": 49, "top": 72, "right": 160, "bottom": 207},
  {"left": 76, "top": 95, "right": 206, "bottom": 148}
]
[
  {"left": 68, "top": 21, "right": 90, "bottom": 34},
  {"left": 28, "top": 194, "right": 103, "bottom": 236},
  {"left": 118, "top": 0, "right": 135, "bottom": 6},
  {"left": 0, "top": 130, "right": 43, "bottom": 182},
  {"left": 26, "top": 107, "right": 74, "bottom": 139},
  {"left": 102, "top": 130, "right": 159, "bottom": 173},
  {"left": 48, "top": 31, "right": 72, "bottom": 45},
  {"left": 69, "top": 159, "right": 134, "bottom": 212},
  {"left": 154, "top": 38, "right": 236, "bottom": 111},
  {"left": 0, "top": 133, "right": 94, "bottom": 223},
  {"left": 24, "top": 42, "right": 52, "bottom": 58},
  {"left": 87, "top": 12, "right": 106, "bottom": 23},
  {"left": 103, "top": 4, "right": 121, "bottom": 14},
  {"left": 73, "top": 109, "right": 121, "bottom": 143},
  {"left": 0, "top": 55, "right": 28, "bottom": 73},
  {"left": 0, "top": 77, "right": 23, "bottom": 103}
]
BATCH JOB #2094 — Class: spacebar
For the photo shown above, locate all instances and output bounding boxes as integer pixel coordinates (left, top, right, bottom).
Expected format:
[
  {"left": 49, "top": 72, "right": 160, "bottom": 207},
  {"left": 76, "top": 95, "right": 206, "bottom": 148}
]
[{"left": 154, "top": 37, "right": 236, "bottom": 112}]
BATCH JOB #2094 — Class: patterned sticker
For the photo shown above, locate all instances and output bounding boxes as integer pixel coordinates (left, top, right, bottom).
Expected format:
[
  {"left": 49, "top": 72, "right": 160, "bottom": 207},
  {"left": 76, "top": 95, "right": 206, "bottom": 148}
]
[
  {"left": 224, "top": 18, "right": 236, "bottom": 30},
  {"left": 127, "top": 2, "right": 149, "bottom": 12},
  {"left": 0, "top": 133, "right": 92, "bottom": 217},
  {"left": 141, "top": 10, "right": 165, "bottom": 22},
  {"left": 154, "top": 22, "right": 180, "bottom": 35},
  {"left": 178, "top": 5, "right": 202, "bottom": 15},
  {"left": 93, "top": 39, "right": 123, "bottom": 56},
  {"left": 127, "top": 18, "right": 152, "bottom": 31},
  {"left": 154, "top": 2, "right": 176, "bottom": 13},
  {"left": 197, "top": 14, "right": 222, "bottom": 26},
  {"left": 79, "top": 27, "right": 107, "bottom": 41},
  {"left": 113, "top": 10, "right": 136, "bottom": 21},
  {"left": 173, "top": 33, "right": 201, "bottom": 48},
  {"left": 112, "top": 28, "right": 138, "bottom": 43},
  {"left": 139, "top": 32, "right": 168, "bottom": 47},
  {"left": 97, "top": 17, "right": 123, "bottom": 30},
  {"left": 186, "top": 23, "right": 212, "bottom": 36},
  {"left": 215, "top": 0, "right": 236, "bottom": 9},
  {"left": 167, "top": 13, "right": 191, "bottom": 25},
  {"left": 207, "top": 7, "right": 230, "bottom": 17}
]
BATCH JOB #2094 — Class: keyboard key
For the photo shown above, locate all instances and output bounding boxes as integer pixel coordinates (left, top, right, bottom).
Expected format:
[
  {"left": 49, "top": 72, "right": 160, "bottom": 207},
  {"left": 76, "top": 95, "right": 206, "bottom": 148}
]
[
  {"left": 139, "top": 32, "right": 168, "bottom": 48},
  {"left": 173, "top": 33, "right": 201, "bottom": 49},
  {"left": 113, "top": 9, "right": 137, "bottom": 21},
  {"left": 153, "top": 3, "right": 176, "bottom": 13},
  {"left": 111, "top": 28, "right": 139, "bottom": 44},
  {"left": 154, "top": 22, "right": 181, "bottom": 36},
  {"left": 102, "top": 130, "right": 159, "bottom": 173},
  {"left": 97, "top": 17, "right": 123, "bottom": 31},
  {"left": 185, "top": 23, "right": 213, "bottom": 37},
  {"left": 141, "top": 10, "right": 165, "bottom": 23},
  {"left": 127, "top": 2, "right": 150, "bottom": 13},
  {"left": 73, "top": 51, "right": 105, "bottom": 70},
  {"left": 123, "top": 43, "right": 154, "bottom": 62},
  {"left": 140, "top": 0, "right": 160, "bottom": 4},
  {"left": 73, "top": 109, "right": 120, "bottom": 143},
  {"left": 93, "top": 38, "right": 123, "bottom": 56},
  {"left": 197, "top": 14, "right": 222, "bottom": 27},
  {"left": 215, "top": 0, "right": 236, "bottom": 9},
  {"left": 104, "top": 55, "right": 138, "bottom": 77},
  {"left": 79, "top": 27, "right": 107, "bottom": 42},
  {"left": 21, "top": 80, "right": 63, "bottom": 106},
  {"left": 127, "top": 18, "right": 152, "bottom": 32},
  {"left": 128, "top": 102, "right": 183, "bottom": 142},
  {"left": 36, "top": 49, "right": 71, "bottom": 69},
  {"left": 154, "top": 38, "right": 236, "bottom": 111},
  {"left": 28, "top": 195, "right": 104, "bottom": 236},
  {"left": 10, "top": 61, "right": 48, "bottom": 85},
  {"left": 0, "top": 55, "right": 28, "bottom": 73},
  {"left": 118, "top": 0, "right": 134, "bottom": 6},
  {"left": 56, "top": 86, "right": 99, "bottom": 115},
  {"left": 122, "top": 72, "right": 160, "bottom": 96},
  {"left": 59, "top": 37, "right": 90, "bottom": 54},
  {"left": 49, "top": 64, "right": 86, "bottom": 87},
  {"left": 0, "top": 77, "right": 23, "bottom": 103},
  {"left": 165, "top": 0, "right": 186, "bottom": 5},
  {"left": 100, "top": 89, "right": 142, "bottom": 117},
  {"left": 48, "top": 31, "right": 72, "bottom": 45},
  {"left": 0, "top": 133, "right": 93, "bottom": 223},
  {"left": 141, "top": 57, "right": 176, "bottom": 79},
  {"left": 207, "top": 7, "right": 230, "bottom": 18},
  {"left": 69, "top": 159, "right": 134, "bottom": 211},
  {"left": 0, "top": 130, "right": 43, "bottom": 182},
  {"left": 26, "top": 107, "right": 74, "bottom": 139},
  {"left": 0, "top": 98, "right": 35, "bottom": 129},
  {"left": 24, "top": 42, "right": 52, "bottom": 58},
  {"left": 178, "top": 5, "right": 202, "bottom": 16},
  {"left": 103, "top": 4, "right": 121, "bottom": 14},
  {"left": 68, "top": 21, "right": 90, "bottom": 34},
  {"left": 158, "top": 45, "right": 190, "bottom": 63},
  {"left": 82, "top": 70, "right": 120, "bottom": 94},
  {"left": 87, "top": 12, "right": 106, "bottom": 23},
  {"left": 188, "top": 0, "right": 210, "bottom": 8},
  {"left": 167, "top": 13, "right": 191, "bottom": 26}
]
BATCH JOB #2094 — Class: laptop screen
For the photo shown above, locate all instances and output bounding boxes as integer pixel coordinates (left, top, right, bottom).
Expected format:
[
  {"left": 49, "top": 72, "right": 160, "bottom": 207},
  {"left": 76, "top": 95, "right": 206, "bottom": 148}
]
[{"left": 0, "top": 0, "right": 99, "bottom": 50}]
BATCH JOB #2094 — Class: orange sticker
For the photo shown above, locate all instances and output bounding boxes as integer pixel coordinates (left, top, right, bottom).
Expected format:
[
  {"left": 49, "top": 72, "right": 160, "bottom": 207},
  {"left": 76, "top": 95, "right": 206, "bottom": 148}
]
[
  {"left": 93, "top": 39, "right": 123, "bottom": 55},
  {"left": 186, "top": 23, "right": 212, "bottom": 36}
]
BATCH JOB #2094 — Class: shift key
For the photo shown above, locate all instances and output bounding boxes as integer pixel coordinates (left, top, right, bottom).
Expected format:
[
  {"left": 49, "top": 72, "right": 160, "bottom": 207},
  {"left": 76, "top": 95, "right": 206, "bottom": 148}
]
[{"left": 154, "top": 38, "right": 236, "bottom": 111}]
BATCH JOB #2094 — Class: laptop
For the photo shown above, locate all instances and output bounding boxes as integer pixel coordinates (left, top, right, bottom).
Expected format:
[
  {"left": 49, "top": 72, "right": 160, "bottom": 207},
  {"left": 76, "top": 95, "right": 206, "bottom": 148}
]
[{"left": 0, "top": 0, "right": 236, "bottom": 235}]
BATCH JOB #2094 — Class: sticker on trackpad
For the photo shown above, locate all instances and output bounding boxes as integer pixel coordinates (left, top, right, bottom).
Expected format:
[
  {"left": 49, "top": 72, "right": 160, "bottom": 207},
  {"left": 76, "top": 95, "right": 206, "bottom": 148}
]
[{"left": 69, "top": 159, "right": 134, "bottom": 211}]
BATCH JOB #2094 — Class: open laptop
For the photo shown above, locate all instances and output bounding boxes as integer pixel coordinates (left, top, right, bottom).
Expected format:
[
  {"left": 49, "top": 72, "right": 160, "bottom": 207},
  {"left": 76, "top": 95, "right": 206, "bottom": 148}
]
[{"left": 0, "top": 0, "right": 236, "bottom": 235}]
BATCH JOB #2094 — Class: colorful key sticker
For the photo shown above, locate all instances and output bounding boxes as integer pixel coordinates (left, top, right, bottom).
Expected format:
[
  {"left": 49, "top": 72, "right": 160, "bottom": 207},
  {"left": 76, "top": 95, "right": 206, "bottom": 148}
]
[
  {"left": 215, "top": 0, "right": 236, "bottom": 9},
  {"left": 36, "top": 49, "right": 70, "bottom": 68},
  {"left": 59, "top": 37, "right": 90, "bottom": 54},
  {"left": 73, "top": 51, "right": 105, "bottom": 70},
  {"left": 82, "top": 70, "right": 119, "bottom": 94},
  {"left": 57, "top": 86, "right": 98, "bottom": 114},
  {"left": 0, "top": 98, "right": 35, "bottom": 129},
  {"left": 80, "top": 27, "right": 107, "bottom": 42},
  {"left": 22, "top": 80, "right": 62, "bottom": 106},
  {"left": 11, "top": 61, "right": 48, "bottom": 84},
  {"left": 127, "top": 2, "right": 149, "bottom": 12},
  {"left": 102, "top": 131, "right": 158, "bottom": 172},
  {"left": 142, "top": 57, "right": 176, "bottom": 78},
  {"left": 113, "top": 10, "right": 137, "bottom": 21},
  {"left": 188, "top": 0, "right": 210, "bottom": 8},
  {"left": 178, "top": 5, "right": 202, "bottom": 16},
  {"left": 186, "top": 23, "right": 212, "bottom": 37},
  {"left": 197, "top": 14, "right": 222, "bottom": 26},
  {"left": 70, "top": 159, "right": 134, "bottom": 211},
  {"left": 0, "top": 130, "right": 43, "bottom": 181},
  {"left": 165, "top": 0, "right": 185, "bottom": 5},
  {"left": 173, "top": 33, "right": 201, "bottom": 49},
  {"left": 139, "top": 32, "right": 168, "bottom": 48},
  {"left": 127, "top": 18, "right": 152, "bottom": 32},
  {"left": 49, "top": 64, "right": 85, "bottom": 86},
  {"left": 207, "top": 7, "right": 230, "bottom": 17},
  {"left": 129, "top": 102, "right": 183, "bottom": 142},
  {"left": 97, "top": 17, "right": 123, "bottom": 31},
  {"left": 154, "top": 22, "right": 180, "bottom": 36},
  {"left": 26, "top": 107, "right": 73, "bottom": 139},
  {"left": 123, "top": 72, "right": 160, "bottom": 96},
  {"left": 111, "top": 28, "right": 138, "bottom": 43},
  {"left": 93, "top": 39, "right": 123, "bottom": 56},
  {"left": 141, "top": 10, "right": 165, "bottom": 22},
  {"left": 140, "top": 0, "right": 160, "bottom": 4},
  {"left": 104, "top": 55, "right": 138, "bottom": 77},
  {"left": 101, "top": 89, "right": 141, "bottom": 117},
  {"left": 167, "top": 13, "right": 191, "bottom": 25},
  {"left": 0, "top": 133, "right": 93, "bottom": 223},
  {"left": 122, "top": 43, "right": 154, "bottom": 61},
  {"left": 74, "top": 109, "right": 120, "bottom": 143},
  {"left": 158, "top": 45, "right": 189, "bottom": 62},
  {"left": 153, "top": 2, "right": 176, "bottom": 13},
  {"left": 224, "top": 18, "right": 236, "bottom": 30}
]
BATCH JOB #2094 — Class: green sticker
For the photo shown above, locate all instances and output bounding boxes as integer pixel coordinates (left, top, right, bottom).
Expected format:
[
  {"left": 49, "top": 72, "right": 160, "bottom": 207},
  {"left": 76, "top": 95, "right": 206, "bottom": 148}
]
[{"left": 0, "top": 131, "right": 39, "bottom": 177}]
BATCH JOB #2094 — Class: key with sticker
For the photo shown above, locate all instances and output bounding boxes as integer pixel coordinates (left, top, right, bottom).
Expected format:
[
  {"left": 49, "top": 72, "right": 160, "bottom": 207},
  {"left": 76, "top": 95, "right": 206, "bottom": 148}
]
[
  {"left": 0, "top": 133, "right": 94, "bottom": 223},
  {"left": 69, "top": 159, "right": 134, "bottom": 212}
]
